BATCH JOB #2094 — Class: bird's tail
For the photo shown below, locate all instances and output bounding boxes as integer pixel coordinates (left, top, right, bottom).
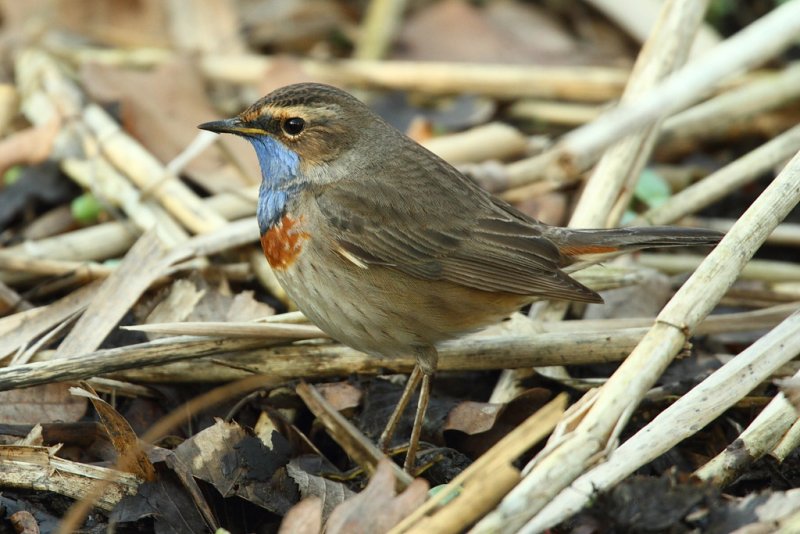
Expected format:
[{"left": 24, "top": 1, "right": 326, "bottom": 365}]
[{"left": 548, "top": 226, "right": 723, "bottom": 262}]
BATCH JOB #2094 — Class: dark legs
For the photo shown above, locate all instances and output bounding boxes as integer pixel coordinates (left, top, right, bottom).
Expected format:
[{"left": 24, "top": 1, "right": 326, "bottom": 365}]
[{"left": 378, "top": 346, "right": 438, "bottom": 473}]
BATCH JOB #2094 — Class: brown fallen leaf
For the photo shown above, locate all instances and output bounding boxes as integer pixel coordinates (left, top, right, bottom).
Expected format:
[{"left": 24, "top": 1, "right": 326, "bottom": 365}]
[
  {"left": 314, "top": 382, "right": 363, "bottom": 414},
  {"left": 444, "top": 401, "right": 503, "bottom": 436},
  {"left": 9, "top": 510, "right": 39, "bottom": 534},
  {"left": 0, "top": 384, "right": 87, "bottom": 425},
  {"left": 324, "top": 459, "right": 428, "bottom": 534},
  {"left": 0, "top": 117, "right": 60, "bottom": 175},
  {"left": 82, "top": 60, "right": 260, "bottom": 192},
  {"left": 278, "top": 496, "right": 323, "bottom": 534},
  {"left": 444, "top": 388, "right": 553, "bottom": 458},
  {"left": 70, "top": 385, "right": 155, "bottom": 481}
]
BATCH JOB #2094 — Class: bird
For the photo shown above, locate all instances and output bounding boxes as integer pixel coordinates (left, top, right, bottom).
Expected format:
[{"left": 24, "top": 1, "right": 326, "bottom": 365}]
[{"left": 199, "top": 83, "right": 721, "bottom": 473}]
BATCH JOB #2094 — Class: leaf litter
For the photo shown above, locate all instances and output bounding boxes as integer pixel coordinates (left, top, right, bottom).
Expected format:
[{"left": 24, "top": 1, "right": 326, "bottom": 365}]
[{"left": 0, "top": 0, "right": 798, "bottom": 532}]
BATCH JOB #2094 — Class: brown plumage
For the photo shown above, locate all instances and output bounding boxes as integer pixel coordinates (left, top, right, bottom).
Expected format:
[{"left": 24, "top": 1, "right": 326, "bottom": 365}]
[{"left": 200, "top": 83, "right": 722, "bottom": 472}]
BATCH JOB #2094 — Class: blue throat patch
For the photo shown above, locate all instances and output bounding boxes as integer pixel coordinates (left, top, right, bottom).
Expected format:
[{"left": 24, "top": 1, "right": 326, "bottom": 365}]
[{"left": 247, "top": 135, "right": 302, "bottom": 234}]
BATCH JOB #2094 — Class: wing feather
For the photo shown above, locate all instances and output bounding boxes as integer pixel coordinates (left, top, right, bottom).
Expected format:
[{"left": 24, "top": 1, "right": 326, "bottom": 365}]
[{"left": 313, "top": 141, "right": 600, "bottom": 303}]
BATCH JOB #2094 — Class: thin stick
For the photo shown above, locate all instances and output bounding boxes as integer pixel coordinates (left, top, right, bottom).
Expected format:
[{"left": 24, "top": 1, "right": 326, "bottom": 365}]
[
  {"left": 200, "top": 55, "right": 630, "bottom": 102},
  {"left": 295, "top": 382, "right": 413, "bottom": 488},
  {"left": 123, "top": 321, "right": 325, "bottom": 339}
]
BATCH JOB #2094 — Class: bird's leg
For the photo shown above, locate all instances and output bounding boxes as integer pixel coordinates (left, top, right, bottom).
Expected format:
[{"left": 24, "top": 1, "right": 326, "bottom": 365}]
[
  {"left": 404, "top": 346, "right": 438, "bottom": 473},
  {"left": 378, "top": 365, "right": 422, "bottom": 451},
  {"left": 404, "top": 371, "right": 431, "bottom": 473}
]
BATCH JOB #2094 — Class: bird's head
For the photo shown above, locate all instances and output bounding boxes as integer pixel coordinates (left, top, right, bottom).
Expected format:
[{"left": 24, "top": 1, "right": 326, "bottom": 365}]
[{"left": 199, "top": 83, "right": 376, "bottom": 187}]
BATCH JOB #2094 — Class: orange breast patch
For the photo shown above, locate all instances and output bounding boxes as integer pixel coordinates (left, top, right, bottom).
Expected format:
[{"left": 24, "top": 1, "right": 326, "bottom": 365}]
[{"left": 260, "top": 215, "right": 310, "bottom": 270}]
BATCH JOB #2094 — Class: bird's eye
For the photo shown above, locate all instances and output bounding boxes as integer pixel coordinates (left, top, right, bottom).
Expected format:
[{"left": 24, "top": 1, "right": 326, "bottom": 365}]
[{"left": 282, "top": 117, "right": 305, "bottom": 136}]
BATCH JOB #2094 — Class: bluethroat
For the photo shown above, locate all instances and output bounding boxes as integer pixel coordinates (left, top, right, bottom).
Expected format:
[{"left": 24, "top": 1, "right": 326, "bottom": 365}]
[{"left": 200, "top": 83, "right": 721, "bottom": 472}]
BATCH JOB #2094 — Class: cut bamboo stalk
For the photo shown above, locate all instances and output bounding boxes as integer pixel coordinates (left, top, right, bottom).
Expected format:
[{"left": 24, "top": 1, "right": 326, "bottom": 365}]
[
  {"left": 694, "top": 374, "right": 800, "bottom": 487},
  {"left": 661, "top": 63, "right": 800, "bottom": 143},
  {"left": 200, "top": 55, "right": 630, "bottom": 102},
  {"left": 637, "top": 253, "right": 800, "bottom": 283},
  {"left": 637, "top": 123, "right": 800, "bottom": 226},
  {"left": 5, "top": 328, "right": 649, "bottom": 390}
]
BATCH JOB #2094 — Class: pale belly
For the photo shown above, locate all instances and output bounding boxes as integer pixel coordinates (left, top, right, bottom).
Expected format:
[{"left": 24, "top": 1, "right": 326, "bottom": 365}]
[{"left": 272, "top": 241, "right": 528, "bottom": 358}]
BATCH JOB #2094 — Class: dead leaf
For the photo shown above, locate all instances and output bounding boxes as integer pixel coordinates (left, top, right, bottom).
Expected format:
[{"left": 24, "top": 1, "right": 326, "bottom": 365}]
[
  {"left": 314, "top": 382, "right": 362, "bottom": 414},
  {"left": 278, "top": 496, "right": 323, "bottom": 534},
  {"left": 0, "top": 117, "right": 60, "bottom": 175},
  {"left": 325, "top": 459, "right": 428, "bottom": 534},
  {"left": 111, "top": 472, "right": 210, "bottom": 533},
  {"left": 82, "top": 60, "right": 260, "bottom": 192},
  {"left": 171, "top": 419, "right": 295, "bottom": 514},
  {"left": 255, "top": 409, "right": 325, "bottom": 457},
  {"left": 287, "top": 457, "right": 355, "bottom": 521},
  {"left": 485, "top": 1, "right": 579, "bottom": 63},
  {"left": 70, "top": 385, "right": 156, "bottom": 481},
  {"left": 397, "top": 0, "right": 579, "bottom": 64},
  {"left": 141, "top": 279, "right": 206, "bottom": 339},
  {"left": 445, "top": 388, "right": 553, "bottom": 458},
  {"left": 145, "top": 276, "right": 274, "bottom": 326},
  {"left": 9, "top": 510, "right": 39, "bottom": 534},
  {"left": 225, "top": 291, "right": 275, "bottom": 322},
  {"left": 444, "top": 401, "right": 503, "bottom": 435},
  {"left": 0, "top": 384, "right": 86, "bottom": 425}
]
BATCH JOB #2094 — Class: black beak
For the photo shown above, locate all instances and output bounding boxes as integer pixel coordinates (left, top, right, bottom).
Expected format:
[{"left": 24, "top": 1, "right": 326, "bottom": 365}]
[{"left": 198, "top": 117, "right": 266, "bottom": 136}]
